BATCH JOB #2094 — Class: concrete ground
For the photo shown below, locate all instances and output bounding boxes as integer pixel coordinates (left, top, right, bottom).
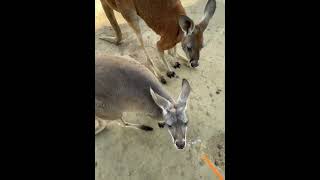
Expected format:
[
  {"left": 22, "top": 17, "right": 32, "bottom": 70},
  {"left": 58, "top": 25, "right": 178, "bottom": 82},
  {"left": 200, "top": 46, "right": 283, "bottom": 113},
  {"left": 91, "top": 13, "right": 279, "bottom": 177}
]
[{"left": 95, "top": 0, "right": 225, "bottom": 179}]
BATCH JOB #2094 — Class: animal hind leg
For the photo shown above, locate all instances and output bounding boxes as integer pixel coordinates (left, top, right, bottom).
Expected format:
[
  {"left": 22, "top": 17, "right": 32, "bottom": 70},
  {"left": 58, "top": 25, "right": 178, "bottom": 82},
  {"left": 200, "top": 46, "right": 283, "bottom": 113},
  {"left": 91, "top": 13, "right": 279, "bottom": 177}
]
[
  {"left": 99, "top": 0, "right": 122, "bottom": 45},
  {"left": 119, "top": 117, "right": 153, "bottom": 131},
  {"left": 119, "top": 10, "right": 167, "bottom": 84},
  {"left": 95, "top": 117, "right": 108, "bottom": 135}
]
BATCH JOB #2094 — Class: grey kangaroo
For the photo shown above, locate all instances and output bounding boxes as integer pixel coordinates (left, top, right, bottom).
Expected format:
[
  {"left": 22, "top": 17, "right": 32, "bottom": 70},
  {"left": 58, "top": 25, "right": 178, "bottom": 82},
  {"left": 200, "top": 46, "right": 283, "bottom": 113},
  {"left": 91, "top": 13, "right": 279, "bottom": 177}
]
[{"left": 95, "top": 55, "right": 191, "bottom": 149}]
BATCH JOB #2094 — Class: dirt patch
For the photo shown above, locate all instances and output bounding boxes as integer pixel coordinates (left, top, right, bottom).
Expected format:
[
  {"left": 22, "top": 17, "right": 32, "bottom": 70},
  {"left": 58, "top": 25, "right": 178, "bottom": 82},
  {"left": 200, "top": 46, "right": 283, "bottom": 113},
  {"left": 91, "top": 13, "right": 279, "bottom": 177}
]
[
  {"left": 95, "top": 0, "right": 225, "bottom": 179},
  {"left": 205, "top": 132, "right": 225, "bottom": 171}
]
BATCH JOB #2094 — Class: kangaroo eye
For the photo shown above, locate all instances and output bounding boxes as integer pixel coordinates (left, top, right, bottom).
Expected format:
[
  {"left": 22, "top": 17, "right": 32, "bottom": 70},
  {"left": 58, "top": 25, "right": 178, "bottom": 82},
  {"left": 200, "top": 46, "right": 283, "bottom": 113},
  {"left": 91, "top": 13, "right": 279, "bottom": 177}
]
[{"left": 167, "top": 124, "right": 172, "bottom": 128}]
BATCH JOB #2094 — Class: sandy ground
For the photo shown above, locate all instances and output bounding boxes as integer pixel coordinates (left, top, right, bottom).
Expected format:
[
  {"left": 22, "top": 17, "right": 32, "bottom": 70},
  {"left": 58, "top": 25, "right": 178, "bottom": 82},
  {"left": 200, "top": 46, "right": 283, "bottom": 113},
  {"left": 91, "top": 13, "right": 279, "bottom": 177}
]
[{"left": 95, "top": 0, "right": 225, "bottom": 179}]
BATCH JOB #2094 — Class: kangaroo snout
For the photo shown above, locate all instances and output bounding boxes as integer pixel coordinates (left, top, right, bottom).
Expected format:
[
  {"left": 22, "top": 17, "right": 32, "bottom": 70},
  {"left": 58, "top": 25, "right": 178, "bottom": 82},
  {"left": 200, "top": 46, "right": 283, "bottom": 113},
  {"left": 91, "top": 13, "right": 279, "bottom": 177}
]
[
  {"left": 175, "top": 140, "right": 186, "bottom": 149},
  {"left": 190, "top": 60, "right": 199, "bottom": 68}
]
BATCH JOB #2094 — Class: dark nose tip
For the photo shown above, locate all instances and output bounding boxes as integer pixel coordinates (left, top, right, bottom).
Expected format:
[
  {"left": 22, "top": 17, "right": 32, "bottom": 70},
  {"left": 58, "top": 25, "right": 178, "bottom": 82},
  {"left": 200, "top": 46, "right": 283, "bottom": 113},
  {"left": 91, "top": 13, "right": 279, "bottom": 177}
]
[
  {"left": 175, "top": 141, "right": 186, "bottom": 149},
  {"left": 190, "top": 61, "right": 199, "bottom": 68}
]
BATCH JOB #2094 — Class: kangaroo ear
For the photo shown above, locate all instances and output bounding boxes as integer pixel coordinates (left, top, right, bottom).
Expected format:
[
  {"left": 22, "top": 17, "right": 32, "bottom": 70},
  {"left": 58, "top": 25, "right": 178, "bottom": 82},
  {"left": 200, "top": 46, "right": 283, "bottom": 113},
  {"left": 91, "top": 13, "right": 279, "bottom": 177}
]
[
  {"left": 150, "top": 87, "right": 173, "bottom": 111},
  {"left": 198, "top": 0, "right": 216, "bottom": 32},
  {"left": 179, "top": 15, "right": 195, "bottom": 35},
  {"left": 177, "top": 79, "right": 191, "bottom": 108}
]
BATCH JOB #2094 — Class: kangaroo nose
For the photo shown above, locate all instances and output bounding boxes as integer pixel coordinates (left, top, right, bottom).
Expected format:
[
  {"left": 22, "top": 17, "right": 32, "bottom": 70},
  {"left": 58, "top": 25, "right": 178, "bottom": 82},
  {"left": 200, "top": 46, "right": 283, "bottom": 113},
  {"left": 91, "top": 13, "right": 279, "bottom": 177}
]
[
  {"left": 190, "top": 61, "right": 199, "bottom": 68},
  {"left": 175, "top": 140, "right": 186, "bottom": 149}
]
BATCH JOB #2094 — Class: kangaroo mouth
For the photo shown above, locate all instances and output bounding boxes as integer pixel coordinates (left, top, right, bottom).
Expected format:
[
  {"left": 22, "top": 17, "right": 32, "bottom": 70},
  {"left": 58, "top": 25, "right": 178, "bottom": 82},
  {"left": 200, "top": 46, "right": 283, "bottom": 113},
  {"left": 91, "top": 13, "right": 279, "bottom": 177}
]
[
  {"left": 175, "top": 140, "right": 186, "bottom": 150},
  {"left": 176, "top": 145, "right": 185, "bottom": 150}
]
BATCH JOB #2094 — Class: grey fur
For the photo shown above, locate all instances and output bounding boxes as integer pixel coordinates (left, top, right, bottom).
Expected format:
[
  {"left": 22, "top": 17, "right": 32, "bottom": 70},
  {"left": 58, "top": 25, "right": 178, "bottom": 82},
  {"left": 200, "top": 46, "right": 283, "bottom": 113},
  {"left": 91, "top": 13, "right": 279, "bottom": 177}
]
[
  {"left": 179, "top": 0, "right": 217, "bottom": 68},
  {"left": 179, "top": 15, "right": 195, "bottom": 35},
  {"left": 95, "top": 55, "right": 191, "bottom": 149},
  {"left": 199, "top": 0, "right": 216, "bottom": 32},
  {"left": 95, "top": 55, "right": 173, "bottom": 120}
]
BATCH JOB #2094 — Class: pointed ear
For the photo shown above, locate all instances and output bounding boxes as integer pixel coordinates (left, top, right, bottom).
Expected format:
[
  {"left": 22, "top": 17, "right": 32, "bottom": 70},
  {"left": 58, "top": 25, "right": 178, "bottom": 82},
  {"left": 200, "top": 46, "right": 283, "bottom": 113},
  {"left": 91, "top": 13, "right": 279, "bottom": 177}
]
[
  {"left": 179, "top": 15, "right": 195, "bottom": 35},
  {"left": 198, "top": 0, "right": 216, "bottom": 32},
  {"left": 150, "top": 87, "right": 173, "bottom": 111},
  {"left": 177, "top": 79, "right": 191, "bottom": 108}
]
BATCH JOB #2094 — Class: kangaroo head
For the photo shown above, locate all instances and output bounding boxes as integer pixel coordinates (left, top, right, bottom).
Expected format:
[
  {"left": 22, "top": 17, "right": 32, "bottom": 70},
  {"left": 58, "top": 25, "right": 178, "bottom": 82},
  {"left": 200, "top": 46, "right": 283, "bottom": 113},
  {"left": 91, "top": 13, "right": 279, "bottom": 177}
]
[
  {"left": 179, "top": 0, "right": 216, "bottom": 68},
  {"left": 150, "top": 79, "right": 191, "bottom": 150}
]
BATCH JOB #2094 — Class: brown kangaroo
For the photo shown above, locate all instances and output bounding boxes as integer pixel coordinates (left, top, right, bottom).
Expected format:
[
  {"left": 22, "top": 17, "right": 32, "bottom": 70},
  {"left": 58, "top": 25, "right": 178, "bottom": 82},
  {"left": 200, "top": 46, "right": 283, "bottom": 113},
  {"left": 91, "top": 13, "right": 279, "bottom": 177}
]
[{"left": 99, "top": 0, "right": 216, "bottom": 84}]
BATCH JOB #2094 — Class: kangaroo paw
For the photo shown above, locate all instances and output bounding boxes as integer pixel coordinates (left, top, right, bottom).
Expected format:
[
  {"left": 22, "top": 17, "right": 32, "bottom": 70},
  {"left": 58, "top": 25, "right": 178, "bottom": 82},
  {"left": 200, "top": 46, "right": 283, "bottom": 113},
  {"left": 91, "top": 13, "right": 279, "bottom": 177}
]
[
  {"left": 160, "top": 76, "right": 167, "bottom": 84},
  {"left": 166, "top": 71, "right": 176, "bottom": 78},
  {"left": 139, "top": 125, "right": 153, "bottom": 131},
  {"left": 173, "top": 62, "right": 181, "bottom": 69},
  {"left": 158, "top": 122, "right": 165, "bottom": 128}
]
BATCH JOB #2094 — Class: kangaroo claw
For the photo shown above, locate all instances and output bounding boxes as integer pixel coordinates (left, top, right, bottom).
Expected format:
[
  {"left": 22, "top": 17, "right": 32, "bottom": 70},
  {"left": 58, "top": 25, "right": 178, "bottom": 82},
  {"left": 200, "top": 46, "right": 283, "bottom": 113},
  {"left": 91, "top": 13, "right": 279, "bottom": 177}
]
[
  {"left": 166, "top": 71, "right": 176, "bottom": 78},
  {"left": 158, "top": 122, "right": 165, "bottom": 128},
  {"left": 173, "top": 62, "right": 181, "bottom": 69}
]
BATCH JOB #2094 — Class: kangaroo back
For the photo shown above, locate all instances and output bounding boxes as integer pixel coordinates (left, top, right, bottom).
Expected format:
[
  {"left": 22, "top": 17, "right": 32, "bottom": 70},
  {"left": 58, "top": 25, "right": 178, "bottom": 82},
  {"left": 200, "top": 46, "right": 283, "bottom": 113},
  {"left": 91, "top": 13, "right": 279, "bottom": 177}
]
[
  {"left": 95, "top": 55, "right": 174, "bottom": 118},
  {"left": 133, "top": 0, "right": 186, "bottom": 36}
]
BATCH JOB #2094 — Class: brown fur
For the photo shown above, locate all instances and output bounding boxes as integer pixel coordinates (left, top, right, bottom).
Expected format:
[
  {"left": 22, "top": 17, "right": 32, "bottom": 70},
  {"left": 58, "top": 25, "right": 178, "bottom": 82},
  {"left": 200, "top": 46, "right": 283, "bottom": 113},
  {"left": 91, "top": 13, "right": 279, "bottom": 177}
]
[
  {"left": 99, "top": 0, "right": 216, "bottom": 80},
  {"left": 104, "top": 0, "right": 186, "bottom": 51}
]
